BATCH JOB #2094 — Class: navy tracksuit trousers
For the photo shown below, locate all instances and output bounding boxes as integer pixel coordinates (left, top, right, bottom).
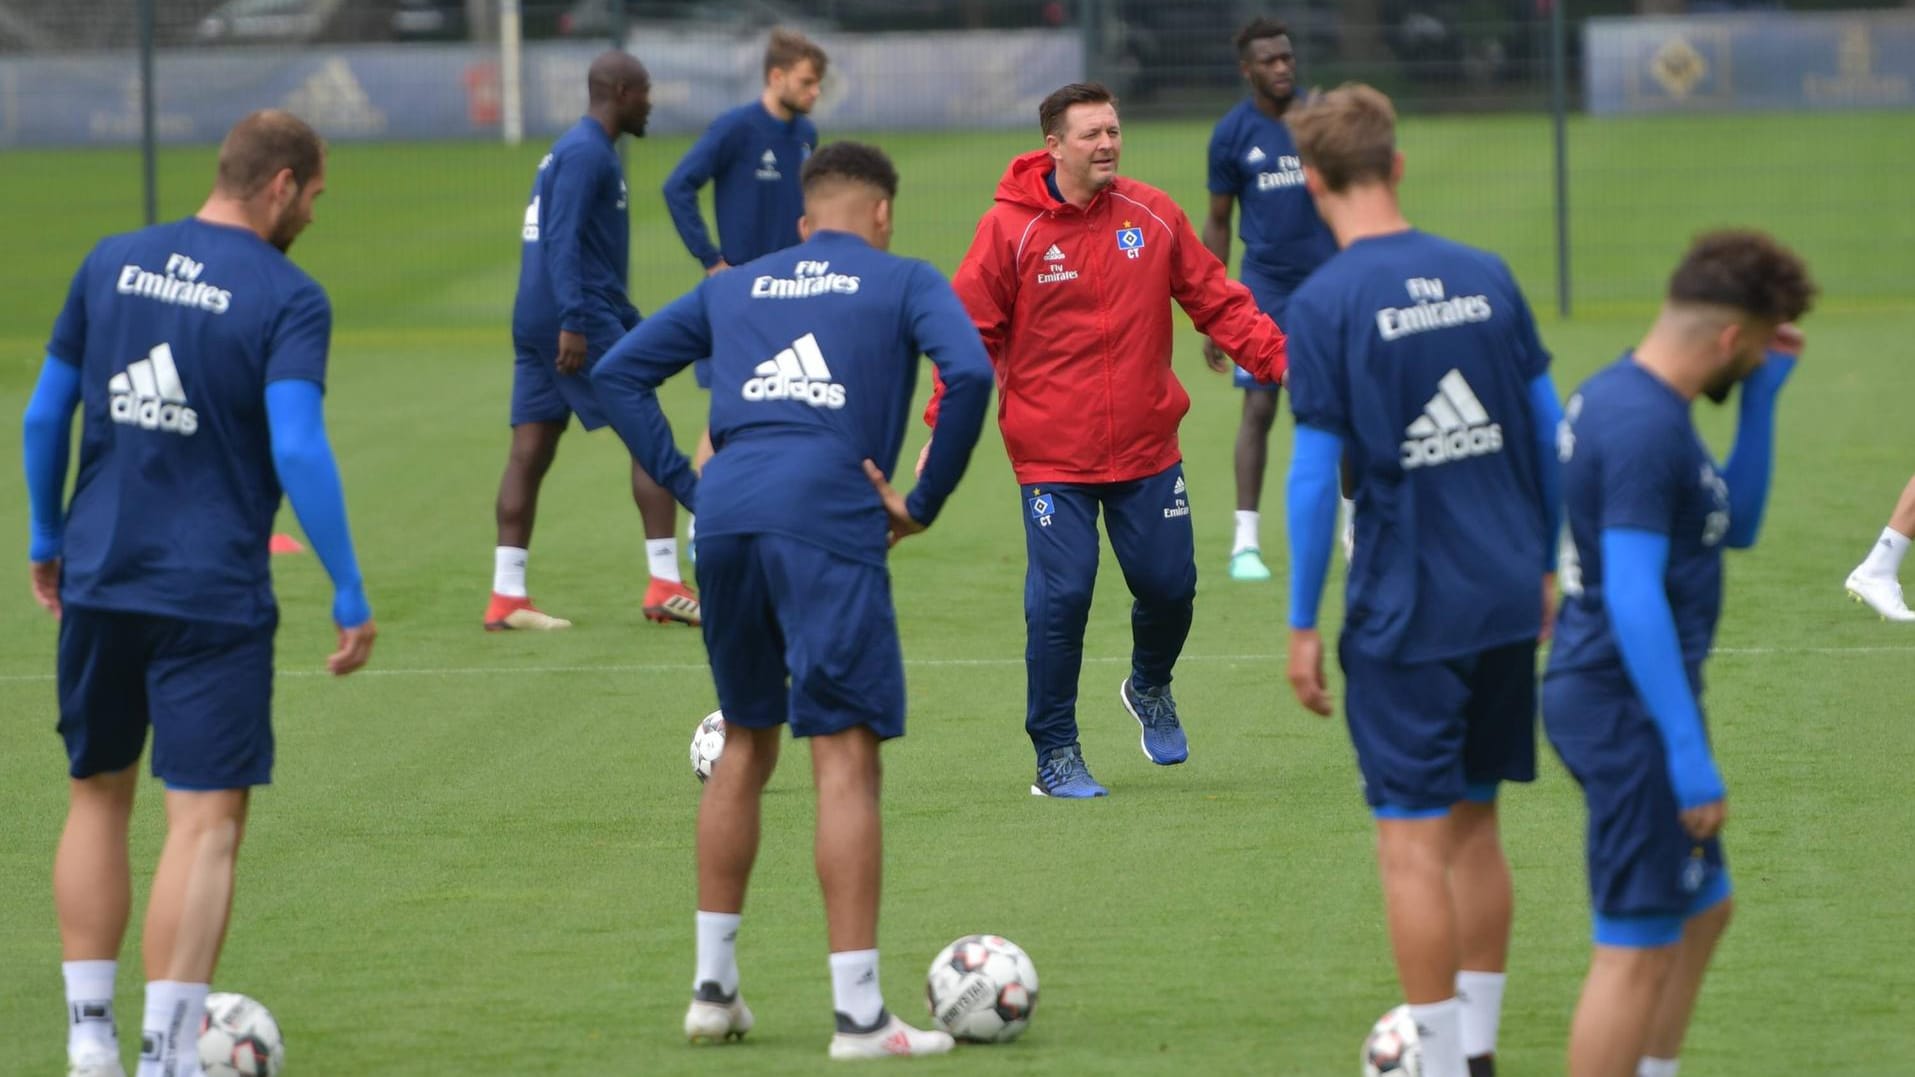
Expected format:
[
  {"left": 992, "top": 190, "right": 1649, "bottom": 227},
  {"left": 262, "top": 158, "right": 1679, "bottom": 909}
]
[{"left": 1021, "top": 462, "right": 1197, "bottom": 760}]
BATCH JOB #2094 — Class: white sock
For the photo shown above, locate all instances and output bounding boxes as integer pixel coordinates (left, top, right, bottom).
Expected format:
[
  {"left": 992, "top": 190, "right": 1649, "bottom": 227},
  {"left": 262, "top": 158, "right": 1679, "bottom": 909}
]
[
  {"left": 135, "top": 981, "right": 207, "bottom": 1077},
  {"left": 828, "top": 948, "right": 884, "bottom": 1028},
  {"left": 1638, "top": 1058, "right": 1680, "bottom": 1077},
  {"left": 693, "top": 911, "right": 741, "bottom": 996},
  {"left": 1408, "top": 998, "right": 1467, "bottom": 1077},
  {"left": 647, "top": 538, "right": 682, "bottom": 584},
  {"left": 1232, "top": 510, "right": 1260, "bottom": 555},
  {"left": 1860, "top": 526, "right": 1911, "bottom": 577},
  {"left": 1455, "top": 970, "right": 1506, "bottom": 1059},
  {"left": 64, "top": 959, "right": 118, "bottom": 1058},
  {"left": 493, "top": 546, "right": 528, "bottom": 597}
]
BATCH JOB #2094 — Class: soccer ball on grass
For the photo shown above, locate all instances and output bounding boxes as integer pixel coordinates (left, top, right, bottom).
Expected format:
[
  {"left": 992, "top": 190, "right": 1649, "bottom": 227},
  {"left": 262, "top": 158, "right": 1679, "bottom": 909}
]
[
  {"left": 1362, "top": 1004, "right": 1422, "bottom": 1076},
  {"left": 199, "top": 992, "right": 284, "bottom": 1077},
  {"left": 925, "top": 934, "right": 1038, "bottom": 1043},
  {"left": 690, "top": 711, "right": 726, "bottom": 783}
]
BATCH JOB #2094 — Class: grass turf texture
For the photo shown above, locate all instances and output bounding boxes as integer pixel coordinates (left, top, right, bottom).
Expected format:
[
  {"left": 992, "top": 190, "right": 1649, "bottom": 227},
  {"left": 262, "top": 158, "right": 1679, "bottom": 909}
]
[{"left": 2, "top": 112, "right": 1912, "bottom": 1075}]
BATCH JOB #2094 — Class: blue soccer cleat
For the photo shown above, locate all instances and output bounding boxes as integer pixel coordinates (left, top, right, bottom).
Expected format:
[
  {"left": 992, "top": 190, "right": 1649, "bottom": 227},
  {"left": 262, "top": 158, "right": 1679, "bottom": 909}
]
[
  {"left": 1030, "top": 745, "right": 1108, "bottom": 798},
  {"left": 1121, "top": 677, "right": 1188, "bottom": 765}
]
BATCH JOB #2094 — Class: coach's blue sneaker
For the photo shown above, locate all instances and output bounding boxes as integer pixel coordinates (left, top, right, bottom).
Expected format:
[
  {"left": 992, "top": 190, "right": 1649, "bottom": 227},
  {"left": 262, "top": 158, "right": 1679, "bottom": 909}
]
[
  {"left": 1031, "top": 745, "right": 1108, "bottom": 798},
  {"left": 1121, "top": 677, "right": 1188, "bottom": 765},
  {"left": 1228, "top": 547, "right": 1272, "bottom": 581}
]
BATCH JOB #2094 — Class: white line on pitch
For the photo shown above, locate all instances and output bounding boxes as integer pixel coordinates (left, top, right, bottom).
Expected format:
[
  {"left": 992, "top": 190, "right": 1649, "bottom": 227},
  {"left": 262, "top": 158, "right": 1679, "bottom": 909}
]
[{"left": 0, "top": 645, "right": 1908, "bottom": 684}]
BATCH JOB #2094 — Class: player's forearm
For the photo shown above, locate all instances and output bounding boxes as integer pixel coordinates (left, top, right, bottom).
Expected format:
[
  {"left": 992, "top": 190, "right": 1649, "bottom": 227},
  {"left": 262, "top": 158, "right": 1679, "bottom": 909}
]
[
  {"left": 593, "top": 359, "right": 696, "bottom": 509},
  {"left": 661, "top": 178, "right": 721, "bottom": 266},
  {"left": 1201, "top": 217, "right": 1231, "bottom": 271},
  {"left": 22, "top": 356, "right": 82, "bottom": 561},
  {"left": 1528, "top": 374, "right": 1564, "bottom": 571},
  {"left": 907, "top": 360, "right": 991, "bottom": 526},
  {"left": 1286, "top": 425, "right": 1343, "bottom": 629},
  {"left": 1719, "top": 352, "right": 1795, "bottom": 548},
  {"left": 265, "top": 380, "right": 370, "bottom": 628},
  {"left": 1601, "top": 528, "right": 1722, "bottom": 808}
]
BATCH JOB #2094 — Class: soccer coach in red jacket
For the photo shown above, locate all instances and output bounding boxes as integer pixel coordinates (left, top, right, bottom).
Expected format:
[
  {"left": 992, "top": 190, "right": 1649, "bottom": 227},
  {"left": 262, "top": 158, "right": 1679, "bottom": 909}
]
[{"left": 926, "top": 82, "right": 1287, "bottom": 798}]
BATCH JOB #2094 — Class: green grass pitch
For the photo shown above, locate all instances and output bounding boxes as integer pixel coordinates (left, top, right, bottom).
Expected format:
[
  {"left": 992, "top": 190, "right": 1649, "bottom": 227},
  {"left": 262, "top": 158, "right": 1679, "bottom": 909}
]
[{"left": 1, "top": 111, "right": 1912, "bottom": 1075}]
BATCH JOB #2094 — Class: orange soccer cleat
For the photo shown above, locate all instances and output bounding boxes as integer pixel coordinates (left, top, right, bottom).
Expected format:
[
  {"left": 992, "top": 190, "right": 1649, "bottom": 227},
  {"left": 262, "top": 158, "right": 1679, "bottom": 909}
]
[
  {"left": 484, "top": 593, "right": 573, "bottom": 631},
  {"left": 644, "top": 579, "right": 701, "bottom": 626}
]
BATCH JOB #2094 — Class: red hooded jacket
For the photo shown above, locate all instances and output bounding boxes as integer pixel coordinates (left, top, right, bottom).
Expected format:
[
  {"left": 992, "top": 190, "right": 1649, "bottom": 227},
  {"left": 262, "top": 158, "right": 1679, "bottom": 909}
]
[{"left": 926, "top": 149, "right": 1287, "bottom": 485}]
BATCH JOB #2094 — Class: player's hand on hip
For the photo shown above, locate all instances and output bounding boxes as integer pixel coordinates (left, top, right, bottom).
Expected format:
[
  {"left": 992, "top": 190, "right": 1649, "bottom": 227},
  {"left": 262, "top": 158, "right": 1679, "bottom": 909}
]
[
  {"left": 29, "top": 559, "right": 61, "bottom": 619},
  {"left": 863, "top": 459, "right": 926, "bottom": 548},
  {"left": 705, "top": 259, "right": 731, "bottom": 278},
  {"left": 1540, "top": 572, "right": 1559, "bottom": 644},
  {"left": 1680, "top": 798, "right": 1726, "bottom": 841},
  {"left": 1287, "top": 627, "right": 1334, "bottom": 716},
  {"left": 329, "top": 619, "right": 377, "bottom": 676},
  {"left": 555, "top": 330, "right": 589, "bottom": 375},
  {"left": 1202, "top": 338, "right": 1231, "bottom": 374},
  {"left": 914, "top": 439, "right": 931, "bottom": 480}
]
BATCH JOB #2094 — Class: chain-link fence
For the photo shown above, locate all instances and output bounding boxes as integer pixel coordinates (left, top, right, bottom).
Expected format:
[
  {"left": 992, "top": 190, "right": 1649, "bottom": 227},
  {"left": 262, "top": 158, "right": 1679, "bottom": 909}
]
[{"left": 2, "top": 0, "right": 1909, "bottom": 324}]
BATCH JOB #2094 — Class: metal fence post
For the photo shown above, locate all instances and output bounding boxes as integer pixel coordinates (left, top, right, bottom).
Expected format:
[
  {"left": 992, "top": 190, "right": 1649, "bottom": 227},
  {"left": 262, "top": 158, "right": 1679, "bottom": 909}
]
[{"left": 1550, "top": 0, "right": 1570, "bottom": 318}]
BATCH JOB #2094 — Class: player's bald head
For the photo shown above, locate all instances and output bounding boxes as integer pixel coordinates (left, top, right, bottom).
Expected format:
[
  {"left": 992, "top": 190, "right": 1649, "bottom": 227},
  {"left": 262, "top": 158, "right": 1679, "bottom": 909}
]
[
  {"left": 587, "top": 50, "right": 648, "bottom": 102},
  {"left": 215, "top": 109, "right": 325, "bottom": 198}
]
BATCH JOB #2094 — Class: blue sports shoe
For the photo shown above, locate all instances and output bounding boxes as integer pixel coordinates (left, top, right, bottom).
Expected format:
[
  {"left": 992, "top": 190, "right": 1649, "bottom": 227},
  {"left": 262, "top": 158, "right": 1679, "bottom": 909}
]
[
  {"left": 1031, "top": 745, "right": 1108, "bottom": 798},
  {"left": 1121, "top": 677, "right": 1188, "bottom": 765}
]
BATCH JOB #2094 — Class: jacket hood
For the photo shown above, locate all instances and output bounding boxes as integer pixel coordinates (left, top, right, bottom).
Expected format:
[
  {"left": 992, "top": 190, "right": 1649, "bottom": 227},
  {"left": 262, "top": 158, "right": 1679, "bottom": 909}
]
[{"left": 995, "top": 149, "right": 1068, "bottom": 211}]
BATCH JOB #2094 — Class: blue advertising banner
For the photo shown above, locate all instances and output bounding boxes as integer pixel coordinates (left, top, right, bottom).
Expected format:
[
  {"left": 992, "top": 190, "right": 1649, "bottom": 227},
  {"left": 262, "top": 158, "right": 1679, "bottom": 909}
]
[
  {"left": 0, "top": 30, "right": 1082, "bottom": 148},
  {"left": 1586, "top": 11, "right": 1915, "bottom": 115}
]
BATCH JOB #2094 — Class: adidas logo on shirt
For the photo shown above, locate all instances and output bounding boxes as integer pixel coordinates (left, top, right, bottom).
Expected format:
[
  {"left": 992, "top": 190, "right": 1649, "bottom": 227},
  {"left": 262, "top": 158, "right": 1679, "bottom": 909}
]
[
  {"left": 1400, "top": 369, "right": 1501, "bottom": 470},
  {"left": 1172, "top": 475, "right": 1186, "bottom": 494},
  {"left": 756, "top": 148, "right": 781, "bottom": 181},
  {"left": 1043, "top": 244, "right": 1067, "bottom": 262},
  {"left": 1246, "top": 146, "right": 1267, "bottom": 164},
  {"left": 109, "top": 343, "right": 198, "bottom": 436},
  {"left": 743, "top": 332, "right": 846, "bottom": 409}
]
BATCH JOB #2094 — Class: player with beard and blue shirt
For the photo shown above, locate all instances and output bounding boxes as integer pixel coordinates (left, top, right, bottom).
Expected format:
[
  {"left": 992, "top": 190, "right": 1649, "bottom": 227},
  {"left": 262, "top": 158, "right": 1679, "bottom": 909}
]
[
  {"left": 1544, "top": 232, "right": 1813, "bottom": 1077},
  {"left": 21, "top": 110, "right": 375, "bottom": 1077},
  {"left": 594, "top": 142, "right": 991, "bottom": 1060},
  {"left": 1281, "top": 85, "right": 1560, "bottom": 1077},
  {"left": 1201, "top": 17, "right": 1338, "bottom": 582},
  {"left": 487, "top": 50, "right": 699, "bottom": 633}
]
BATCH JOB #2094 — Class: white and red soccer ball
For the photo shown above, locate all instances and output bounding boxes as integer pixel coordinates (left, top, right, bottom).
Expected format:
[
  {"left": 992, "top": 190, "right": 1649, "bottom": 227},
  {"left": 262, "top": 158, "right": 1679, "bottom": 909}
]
[{"left": 925, "top": 934, "right": 1039, "bottom": 1043}]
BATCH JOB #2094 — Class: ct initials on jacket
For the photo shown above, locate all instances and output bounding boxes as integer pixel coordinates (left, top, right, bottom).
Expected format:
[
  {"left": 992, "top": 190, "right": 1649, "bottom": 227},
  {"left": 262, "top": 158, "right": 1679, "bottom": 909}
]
[{"left": 926, "top": 148, "right": 1288, "bottom": 486}]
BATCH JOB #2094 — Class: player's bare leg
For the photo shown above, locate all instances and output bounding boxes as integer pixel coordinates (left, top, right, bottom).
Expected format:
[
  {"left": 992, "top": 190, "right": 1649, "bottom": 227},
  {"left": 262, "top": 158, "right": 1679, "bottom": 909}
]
[
  {"left": 1567, "top": 942, "right": 1679, "bottom": 1077},
  {"left": 56, "top": 769, "right": 137, "bottom": 1074},
  {"left": 633, "top": 458, "right": 699, "bottom": 625},
  {"left": 134, "top": 788, "right": 248, "bottom": 1077},
  {"left": 56, "top": 770, "right": 138, "bottom": 962},
  {"left": 488, "top": 421, "right": 572, "bottom": 629},
  {"left": 1846, "top": 473, "right": 1915, "bottom": 621},
  {"left": 811, "top": 725, "right": 953, "bottom": 1058},
  {"left": 1229, "top": 389, "right": 1279, "bottom": 581},
  {"left": 1376, "top": 815, "right": 1470, "bottom": 1077},
  {"left": 1450, "top": 800, "right": 1511, "bottom": 1076},
  {"left": 142, "top": 789, "right": 249, "bottom": 984},
  {"left": 1638, "top": 899, "right": 1732, "bottom": 1073},
  {"left": 686, "top": 724, "right": 779, "bottom": 1044}
]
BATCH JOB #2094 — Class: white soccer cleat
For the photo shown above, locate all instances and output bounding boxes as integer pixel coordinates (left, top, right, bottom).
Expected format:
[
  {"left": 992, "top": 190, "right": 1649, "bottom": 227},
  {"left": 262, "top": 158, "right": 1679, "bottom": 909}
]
[
  {"left": 1845, "top": 568, "right": 1915, "bottom": 622},
  {"left": 684, "top": 983, "right": 754, "bottom": 1044},
  {"left": 827, "top": 1012, "right": 956, "bottom": 1060},
  {"left": 67, "top": 1046, "right": 127, "bottom": 1077}
]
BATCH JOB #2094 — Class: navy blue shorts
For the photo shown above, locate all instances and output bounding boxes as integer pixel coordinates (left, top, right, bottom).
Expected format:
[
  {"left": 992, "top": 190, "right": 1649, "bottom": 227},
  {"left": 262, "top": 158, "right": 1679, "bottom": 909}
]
[
  {"left": 695, "top": 533, "right": 905, "bottom": 739},
  {"left": 1339, "top": 638, "right": 1538, "bottom": 816},
  {"left": 57, "top": 606, "right": 276, "bottom": 790},
  {"left": 1543, "top": 668, "right": 1732, "bottom": 947},
  {"left": 510, "top": 342, "right": 609, "bottom": 430},
  {"left": 1231, "top": 279, "right": 1287, "bottom": 391}
]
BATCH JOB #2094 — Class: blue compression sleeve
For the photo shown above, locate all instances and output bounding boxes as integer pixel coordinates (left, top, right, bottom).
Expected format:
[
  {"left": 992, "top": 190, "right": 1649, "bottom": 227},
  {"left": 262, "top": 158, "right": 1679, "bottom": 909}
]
[
  {"left": 22, "top": 356, "right": 82, "bottom": 562},
  {"left": 1528, "top": 373, "right": 1564, "bottom": 571},
  {"left": 1286, "top": 424, "right": 1343, "bottom": 629},
  {"left": 1601, "top": 528, "right": 1723, "bottom": 809},
  {"left": 266, "top": 380, "right": 370, "bottom": 628},
  {"left": 1718, "top": 352, "right": 1795, "bottom": 549}
]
